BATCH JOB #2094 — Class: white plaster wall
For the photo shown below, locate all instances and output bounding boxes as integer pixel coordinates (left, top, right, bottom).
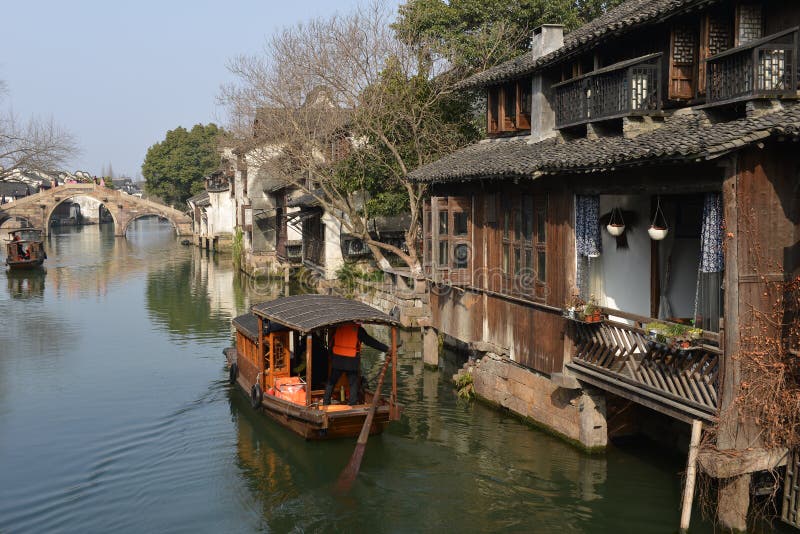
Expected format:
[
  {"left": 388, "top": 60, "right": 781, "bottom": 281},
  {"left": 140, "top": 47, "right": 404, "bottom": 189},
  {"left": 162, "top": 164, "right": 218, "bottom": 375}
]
[
  {"left": 598, "top": 195, "right": 651, "bottom": 317},
  {"left": 322, "top": 210, "right": 344, "bottom": 280},
  {"left": 207, "top": 191, "right": 234, "bottom": 236},
  {"left": 72, "top": 196, "right": 104, "bottom": 223},
  {"left": 286, "top": 207, "right": 302, "bottom": 241}
]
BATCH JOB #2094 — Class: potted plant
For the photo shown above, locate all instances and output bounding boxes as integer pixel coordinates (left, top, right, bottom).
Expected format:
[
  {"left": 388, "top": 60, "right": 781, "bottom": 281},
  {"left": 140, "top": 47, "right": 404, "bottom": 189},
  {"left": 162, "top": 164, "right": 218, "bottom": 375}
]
[
  {"left": 565, "top": 294, "right": 585, "bottom": 320},
  {"left": 688, "top": 327, "right": 703, "bottom": 341},
  {"left": 583, "top": 296, "right": 601, "bottom": 323},
  {"left": 645, "top": 321, "right": 668, "bottom": 343}
]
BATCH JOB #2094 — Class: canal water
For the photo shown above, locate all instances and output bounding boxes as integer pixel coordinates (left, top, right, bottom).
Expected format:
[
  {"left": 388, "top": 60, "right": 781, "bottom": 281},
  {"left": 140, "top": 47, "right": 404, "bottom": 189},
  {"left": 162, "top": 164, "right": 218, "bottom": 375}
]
[{"left": 0, "top": 221, "right": 779, "bottom": 533}]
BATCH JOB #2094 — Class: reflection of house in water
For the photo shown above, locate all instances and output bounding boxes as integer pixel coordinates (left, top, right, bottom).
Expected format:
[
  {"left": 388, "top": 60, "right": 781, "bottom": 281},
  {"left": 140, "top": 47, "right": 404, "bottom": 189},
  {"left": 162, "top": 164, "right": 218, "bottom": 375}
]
[{"left": 191, "top": 248, "right": 239, "bottom": 319}]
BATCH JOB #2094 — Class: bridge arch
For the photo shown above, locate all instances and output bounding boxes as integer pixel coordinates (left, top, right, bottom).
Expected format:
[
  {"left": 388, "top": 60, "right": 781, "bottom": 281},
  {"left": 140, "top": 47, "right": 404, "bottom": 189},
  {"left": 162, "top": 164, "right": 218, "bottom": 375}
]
[
  {"left": 0, "top": 184, "right": 192, "bottom": 238},
  {"left": 122, "top": 213, "right": 179, "bottom": 236},
  {"left": 44, "top": 193, "right": 120, "bottom": 232},
  {"left": 0, "top": 213, "right": 35, "bottom": 231}
]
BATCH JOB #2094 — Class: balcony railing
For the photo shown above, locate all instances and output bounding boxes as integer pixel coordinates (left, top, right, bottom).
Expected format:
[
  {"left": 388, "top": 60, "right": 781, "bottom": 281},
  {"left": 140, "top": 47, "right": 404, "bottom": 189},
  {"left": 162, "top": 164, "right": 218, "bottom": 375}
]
[
  {"left": 206, "top": 176, "right": 230, "bottom": 193},
  {"left": 554, "top": 53, "right": 662, "bottom": 129},
  {"left": 565, "top": 307, "right": 720, "bottom": 422},
  {"left": 706, "top": 27, "right": 799, "bottom": 105}
]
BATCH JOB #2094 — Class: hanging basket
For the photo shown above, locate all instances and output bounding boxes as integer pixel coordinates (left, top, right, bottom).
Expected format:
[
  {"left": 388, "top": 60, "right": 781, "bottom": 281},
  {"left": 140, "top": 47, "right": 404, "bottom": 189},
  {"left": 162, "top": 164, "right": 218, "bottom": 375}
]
[
  {"left": 606, "top": 207, "right": 626, "bottom": 236},
  {"left": 648, "top": 197, "right": 669, "bottom": 241},
  {"left": 648, "top": 226, "right": 669, "bottom": 240},
  {"left": 607, "top": 223, "right": 626, "bottom": 236}
]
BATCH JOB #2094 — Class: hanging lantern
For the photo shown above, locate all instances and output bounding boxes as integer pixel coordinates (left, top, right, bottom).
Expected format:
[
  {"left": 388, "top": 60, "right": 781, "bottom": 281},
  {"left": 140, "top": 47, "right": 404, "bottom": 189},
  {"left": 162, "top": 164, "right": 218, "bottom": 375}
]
[
  {"left": 648, "top": 196, "right": 669, "bottom": 240},
  {"left": 606, "top": 207, "right": 626, "bottom": 236}
]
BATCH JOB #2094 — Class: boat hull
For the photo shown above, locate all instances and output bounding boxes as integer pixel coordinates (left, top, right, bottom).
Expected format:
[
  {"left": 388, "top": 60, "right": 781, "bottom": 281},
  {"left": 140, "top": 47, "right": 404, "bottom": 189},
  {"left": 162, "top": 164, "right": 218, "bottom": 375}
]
[
  {"left": 224, "top": 347, "right": 392, "bottom": 440},
  {"left": 6, "top": 258, "right": 45, "bottom": 270}
]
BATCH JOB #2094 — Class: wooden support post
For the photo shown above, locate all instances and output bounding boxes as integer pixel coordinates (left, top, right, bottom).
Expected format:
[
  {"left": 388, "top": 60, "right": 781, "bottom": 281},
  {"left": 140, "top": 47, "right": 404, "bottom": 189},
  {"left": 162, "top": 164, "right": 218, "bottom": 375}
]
[
  {"left": 391, "top": 327, "right": 397, "bottom": 416},
  {"left": 305, "top": 333, "right": 312, "bottom": 406},
  {"left": 680, "top": 419, "right": 703, "bottom": 533},
  {"left": 257, "top": 317, "right": 265, "bottom": 385}
]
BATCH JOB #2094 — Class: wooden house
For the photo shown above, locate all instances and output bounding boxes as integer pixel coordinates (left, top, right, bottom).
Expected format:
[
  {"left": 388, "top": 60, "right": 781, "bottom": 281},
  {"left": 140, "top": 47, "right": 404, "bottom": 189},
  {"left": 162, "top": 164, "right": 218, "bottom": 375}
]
[{"left": 409, "top": 0, "right": 800, "bottom": 529}]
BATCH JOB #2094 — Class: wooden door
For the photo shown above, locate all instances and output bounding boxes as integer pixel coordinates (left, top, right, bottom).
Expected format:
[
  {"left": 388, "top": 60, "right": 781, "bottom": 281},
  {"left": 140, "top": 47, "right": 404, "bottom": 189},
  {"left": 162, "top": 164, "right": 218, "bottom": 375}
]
[{"left": 669, "top": 24, "right": 698, "bottom": 100}]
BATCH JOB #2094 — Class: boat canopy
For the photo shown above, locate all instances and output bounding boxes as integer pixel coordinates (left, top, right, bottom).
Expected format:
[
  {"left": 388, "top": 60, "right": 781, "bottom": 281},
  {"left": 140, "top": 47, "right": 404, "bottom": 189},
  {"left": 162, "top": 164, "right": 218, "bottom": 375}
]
[
  {"left": 6, "top": 229, "right": 42, "bottom": 242},
  {"left": 251, "top": 294, "right": 399, "bottom": 333}
]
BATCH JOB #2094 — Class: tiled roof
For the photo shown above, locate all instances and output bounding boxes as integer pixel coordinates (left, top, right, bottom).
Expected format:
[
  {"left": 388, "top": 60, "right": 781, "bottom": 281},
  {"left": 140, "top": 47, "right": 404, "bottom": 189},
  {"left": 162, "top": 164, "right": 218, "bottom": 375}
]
[
  {"left": 251, "top": 294, "right": 399, "bottom": 332},
  {"left": 459, "top": 0, "right": 717, "bottom": 88},
  {"left": 187, "top": 191, "right": 209, "bottom": 205},
  {"left": 408, "top": 104, "right": 800, "bottom": 183},
  {"left": 0, "top": 182, "right": 33, "bottom": 197}
]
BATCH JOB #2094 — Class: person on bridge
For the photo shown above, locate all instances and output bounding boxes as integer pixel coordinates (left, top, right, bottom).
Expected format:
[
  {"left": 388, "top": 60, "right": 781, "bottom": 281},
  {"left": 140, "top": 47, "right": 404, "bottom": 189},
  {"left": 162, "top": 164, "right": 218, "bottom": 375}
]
[{"left": 323, "top": 322, "right": 388, "bottom": 406}]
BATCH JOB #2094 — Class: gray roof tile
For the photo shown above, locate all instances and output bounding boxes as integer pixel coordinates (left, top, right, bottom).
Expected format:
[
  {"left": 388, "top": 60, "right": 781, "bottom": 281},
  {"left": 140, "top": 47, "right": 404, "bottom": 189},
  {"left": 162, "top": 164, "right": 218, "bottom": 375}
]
[
  {"left": 459, "top": 0, "right": 718, "bottom": 88},
  {"left": 409, "top": 104, "right": 800, "bottom": 183}
]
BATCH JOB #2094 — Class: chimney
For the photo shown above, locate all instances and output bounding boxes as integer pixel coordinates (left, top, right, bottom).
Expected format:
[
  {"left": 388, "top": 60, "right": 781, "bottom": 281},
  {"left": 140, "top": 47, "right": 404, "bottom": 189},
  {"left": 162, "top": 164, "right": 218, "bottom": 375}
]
[
  {"left": 531, "top": 24, "right": 564, "bottom": 60},
  {"left": 529, "top": 25, "right": 564, "bottom": 143}
]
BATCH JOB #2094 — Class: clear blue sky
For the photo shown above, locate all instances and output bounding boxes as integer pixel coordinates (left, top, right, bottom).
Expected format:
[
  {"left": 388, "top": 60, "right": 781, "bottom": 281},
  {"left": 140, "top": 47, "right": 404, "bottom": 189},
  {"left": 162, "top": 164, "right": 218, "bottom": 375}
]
[{"left": 1, "top": 0, "right": 402, "bottom": 180}]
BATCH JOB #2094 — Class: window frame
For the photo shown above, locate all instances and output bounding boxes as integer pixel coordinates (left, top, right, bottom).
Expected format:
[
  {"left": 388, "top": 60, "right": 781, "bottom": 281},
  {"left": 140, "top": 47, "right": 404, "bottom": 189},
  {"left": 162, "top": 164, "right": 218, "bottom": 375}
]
[
  {"left": 487, "top": 79, "right": 533, "bottom": 135},
  {"left": 500, "top": 193, "right": 547, "bottom": 300},
  {"left": 428, "top": 196, "right": 472, "bottom": 283}
]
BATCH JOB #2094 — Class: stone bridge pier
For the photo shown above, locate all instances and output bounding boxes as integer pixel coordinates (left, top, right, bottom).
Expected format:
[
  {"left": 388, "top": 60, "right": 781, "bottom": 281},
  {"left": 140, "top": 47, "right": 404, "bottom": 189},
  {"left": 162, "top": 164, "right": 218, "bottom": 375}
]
[{"left": 0, "top": 183, "right": 192, "bottom": 237}]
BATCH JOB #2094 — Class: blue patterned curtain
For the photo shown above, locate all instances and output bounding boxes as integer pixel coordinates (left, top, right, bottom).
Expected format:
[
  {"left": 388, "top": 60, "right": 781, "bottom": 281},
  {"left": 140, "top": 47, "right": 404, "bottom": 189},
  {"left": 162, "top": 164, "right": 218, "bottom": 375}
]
[
  {"left": 575, "top": 195, "right": 601, "bottom": 258},
  {"left": 694, "top": 192, "right": 724, "bottom": 331},
  {"left": 699, "top": 192, "right": 723, "bottom": 273}
]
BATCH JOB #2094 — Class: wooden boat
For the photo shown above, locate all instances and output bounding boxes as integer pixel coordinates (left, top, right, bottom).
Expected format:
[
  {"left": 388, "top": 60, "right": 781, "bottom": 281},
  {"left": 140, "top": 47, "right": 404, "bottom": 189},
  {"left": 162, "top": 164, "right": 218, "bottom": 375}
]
[
  {"left": 225, "top": 294, "right": 401, "bottom": 440},
  {"left": 5, "top": 229, "right": 46, "bottom": 270}
]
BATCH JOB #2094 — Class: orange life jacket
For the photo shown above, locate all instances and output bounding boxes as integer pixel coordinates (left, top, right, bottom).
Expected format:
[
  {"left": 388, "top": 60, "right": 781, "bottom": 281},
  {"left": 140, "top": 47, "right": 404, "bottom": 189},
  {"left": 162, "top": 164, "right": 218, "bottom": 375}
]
[{"left": 332, "top": 323, "right": 360, "bottom": 357}]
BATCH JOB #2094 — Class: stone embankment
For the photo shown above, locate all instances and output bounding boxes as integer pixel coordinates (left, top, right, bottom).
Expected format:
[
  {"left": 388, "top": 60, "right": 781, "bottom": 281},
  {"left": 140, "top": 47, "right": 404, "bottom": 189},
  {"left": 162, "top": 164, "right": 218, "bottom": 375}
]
[
  {"left": 351, "top": 273, "right": 430, "bottom": 328},
  {"left": 453, "top": 353, "right": 607, "bottom": 451}
]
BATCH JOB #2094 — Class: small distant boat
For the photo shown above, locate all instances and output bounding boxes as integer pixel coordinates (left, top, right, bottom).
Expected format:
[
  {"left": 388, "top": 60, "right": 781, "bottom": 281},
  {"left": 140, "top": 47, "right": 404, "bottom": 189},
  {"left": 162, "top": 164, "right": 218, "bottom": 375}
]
[
  {"left": 5, "top": 229, "right": 46, "bottom": 270},
  {"left": 225, "top": 294, "right": 401, "bottom": 440}
]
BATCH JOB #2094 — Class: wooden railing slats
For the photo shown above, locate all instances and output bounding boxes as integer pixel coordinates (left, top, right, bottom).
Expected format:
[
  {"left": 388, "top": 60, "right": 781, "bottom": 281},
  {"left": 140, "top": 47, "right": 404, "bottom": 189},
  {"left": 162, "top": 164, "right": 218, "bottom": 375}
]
[{"left": 569, "top": 318, "right": 720, "bottom": 415}]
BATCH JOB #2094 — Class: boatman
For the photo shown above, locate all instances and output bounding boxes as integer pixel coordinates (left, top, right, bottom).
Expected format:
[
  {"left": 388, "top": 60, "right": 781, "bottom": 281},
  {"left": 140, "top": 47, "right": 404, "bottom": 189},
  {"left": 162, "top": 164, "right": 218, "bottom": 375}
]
[{"left": 323, "top": 322, "right": 388, "bottom": 406}]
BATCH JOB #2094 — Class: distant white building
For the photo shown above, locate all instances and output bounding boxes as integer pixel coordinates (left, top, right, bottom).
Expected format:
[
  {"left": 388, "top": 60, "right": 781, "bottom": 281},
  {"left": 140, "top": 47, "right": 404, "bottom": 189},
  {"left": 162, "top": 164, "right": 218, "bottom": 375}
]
[{"left": 187, "top": 171, "right": 235, "bottom": 252}]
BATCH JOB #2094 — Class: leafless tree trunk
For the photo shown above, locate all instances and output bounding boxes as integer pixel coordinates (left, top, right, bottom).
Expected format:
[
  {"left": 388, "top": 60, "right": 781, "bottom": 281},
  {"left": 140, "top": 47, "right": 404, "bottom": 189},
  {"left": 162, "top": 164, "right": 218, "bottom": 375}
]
[
  {"left": 0, "top": 84, "right": 79, "bottom": 181},
  {"left": 220, "top": 0, "right": 473, "bottom": 275}
]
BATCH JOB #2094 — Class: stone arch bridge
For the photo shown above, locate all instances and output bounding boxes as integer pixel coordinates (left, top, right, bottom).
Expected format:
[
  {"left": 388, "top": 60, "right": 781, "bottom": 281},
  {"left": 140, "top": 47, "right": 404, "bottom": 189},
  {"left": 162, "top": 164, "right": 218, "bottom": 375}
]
[{"left": 0, "top": 183, "right": 192, "bottom": 237}]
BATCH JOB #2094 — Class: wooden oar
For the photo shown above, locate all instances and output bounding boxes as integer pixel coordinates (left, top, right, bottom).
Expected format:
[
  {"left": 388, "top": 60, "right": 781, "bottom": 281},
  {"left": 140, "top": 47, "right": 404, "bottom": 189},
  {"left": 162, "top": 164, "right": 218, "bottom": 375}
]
[{"left": 335, "top": 353, "right": 392, "bottom": 492}]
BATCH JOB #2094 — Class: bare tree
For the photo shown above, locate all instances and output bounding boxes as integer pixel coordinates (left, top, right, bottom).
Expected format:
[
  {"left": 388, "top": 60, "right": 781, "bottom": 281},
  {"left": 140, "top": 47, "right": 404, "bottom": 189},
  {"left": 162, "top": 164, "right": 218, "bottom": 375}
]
[
  {"left": 0, "top": 82, "right": 79, "bottom": 181},
  {"left": 220, "top": 0, "right": 476, "bottom": 274}
]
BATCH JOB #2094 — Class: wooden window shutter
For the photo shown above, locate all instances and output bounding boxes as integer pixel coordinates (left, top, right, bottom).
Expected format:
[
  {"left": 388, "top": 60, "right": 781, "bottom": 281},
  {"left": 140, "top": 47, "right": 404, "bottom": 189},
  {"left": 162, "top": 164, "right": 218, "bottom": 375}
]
[
  {"left": 487, "top": 88, "right": 499, "bottom": 133},
  {"left": 669, "top": 24, "right": 698, "bottom": 100},
  {"left": 699, "top": 14, "right": 733, "bottom": 95},
  {"left": 502, "top": 83, "right": 516, "bottom": 131},
  {"left": 517, "top": 81, "right": 532, "bottom": 130},
  {"left": 735, "top": 3, "right": 763, "bottom": 46}
]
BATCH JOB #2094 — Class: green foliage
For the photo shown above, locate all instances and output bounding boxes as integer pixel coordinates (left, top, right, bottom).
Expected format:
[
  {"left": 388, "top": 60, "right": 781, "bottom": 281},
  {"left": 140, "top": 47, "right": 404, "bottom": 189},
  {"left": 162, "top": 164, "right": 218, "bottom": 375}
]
[
  {"left": 394, "top": 0, "right": 625, "bottom": 72},
  {"left": 336, "top": 261, "right": 384, "bottom": 295},
  {"left": 141, "top": 123, "right": 222, "bottom": 206},
  {"left": 332, "top": 52, "right": 479, "bottom": 218},
  {"left": 232, "top": 227, "right": 244, "bottom": 268},
  {"left": 455, "top": 372, "right": 475, "bottom": 400}
]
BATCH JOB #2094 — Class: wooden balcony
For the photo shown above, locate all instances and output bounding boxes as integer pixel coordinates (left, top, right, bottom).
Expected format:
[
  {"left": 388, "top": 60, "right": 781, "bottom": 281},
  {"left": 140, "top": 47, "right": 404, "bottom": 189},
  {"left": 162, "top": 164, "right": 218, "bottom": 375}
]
[
  {"left": 206, "top": 176, "right": 230, "bottom": 193},
  {"left": 565, "top": 308, "right": 720, "bottom": 423},
  {"left": 554, "top": 53, "right": 662, "bottom": 129},
  {"left": 706, "top": 27, "right": 799, "bottom": 106}
]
